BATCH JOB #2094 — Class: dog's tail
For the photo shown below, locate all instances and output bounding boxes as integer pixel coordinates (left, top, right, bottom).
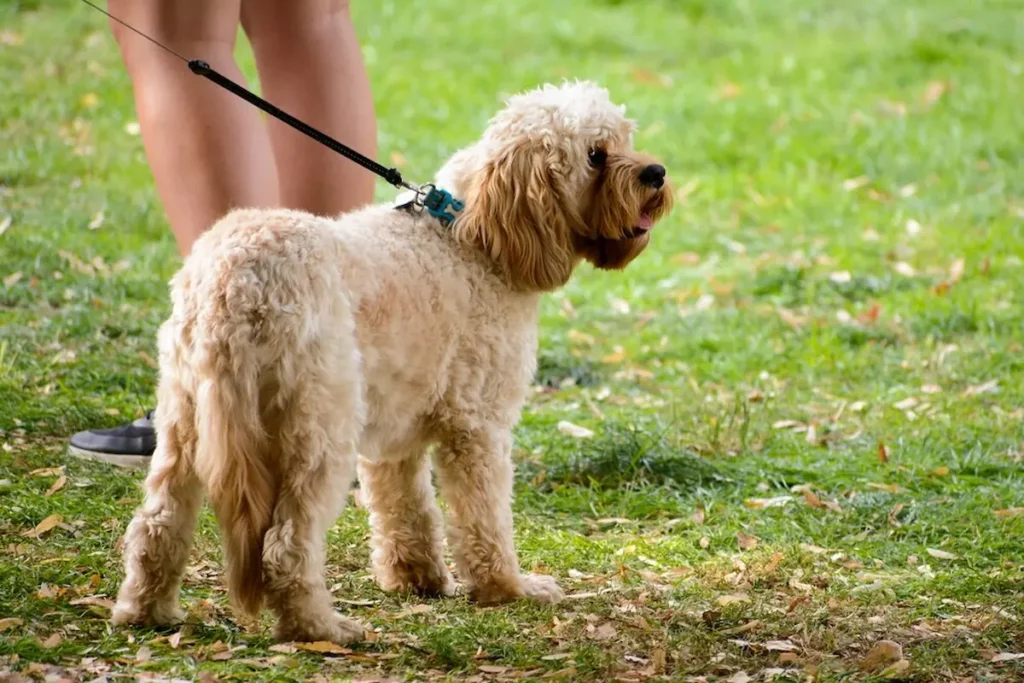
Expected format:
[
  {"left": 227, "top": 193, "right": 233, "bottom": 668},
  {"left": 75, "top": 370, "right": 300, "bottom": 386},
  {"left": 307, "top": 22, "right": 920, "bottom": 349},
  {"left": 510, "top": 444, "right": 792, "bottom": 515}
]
[{"left": 193, "top": 345, "right": 275, "bottom": 618}]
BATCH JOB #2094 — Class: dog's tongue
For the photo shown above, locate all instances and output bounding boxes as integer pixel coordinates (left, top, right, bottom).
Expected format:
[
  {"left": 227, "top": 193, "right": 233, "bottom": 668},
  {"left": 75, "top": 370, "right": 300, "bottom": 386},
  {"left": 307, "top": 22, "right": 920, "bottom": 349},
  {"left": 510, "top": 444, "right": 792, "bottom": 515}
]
[{"left": 637, "top": 213, "right": 654, "bottom": 230}]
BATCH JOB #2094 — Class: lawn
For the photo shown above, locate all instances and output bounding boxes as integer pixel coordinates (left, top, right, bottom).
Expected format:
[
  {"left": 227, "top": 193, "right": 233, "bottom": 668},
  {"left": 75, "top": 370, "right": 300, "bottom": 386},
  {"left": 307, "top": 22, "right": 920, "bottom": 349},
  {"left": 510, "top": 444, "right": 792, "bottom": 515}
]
[{"left": 1, "top": 0, "right": 1023, "bottom": 680}]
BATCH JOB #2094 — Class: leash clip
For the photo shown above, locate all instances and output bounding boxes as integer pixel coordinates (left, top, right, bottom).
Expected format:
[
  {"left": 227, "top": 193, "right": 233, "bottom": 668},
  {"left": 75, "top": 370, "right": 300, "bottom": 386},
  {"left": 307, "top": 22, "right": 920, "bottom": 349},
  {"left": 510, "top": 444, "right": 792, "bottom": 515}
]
[{"left": 409, "top": 183, "right": 464, "bottom": 227}]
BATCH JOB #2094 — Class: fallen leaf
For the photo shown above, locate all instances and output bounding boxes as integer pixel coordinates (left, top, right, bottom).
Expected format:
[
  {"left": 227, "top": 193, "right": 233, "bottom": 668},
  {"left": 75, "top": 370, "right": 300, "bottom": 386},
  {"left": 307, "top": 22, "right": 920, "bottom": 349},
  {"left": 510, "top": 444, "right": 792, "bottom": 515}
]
[
  {"left": 0, "top": 30, "right": 23, "bottom": 46},
  {"left": 69, "top": 596, "right": 115, "bottom": 609},
  {"left": 772, "top": 419, "right": 801, "bottom": 430},
  {"left": 590, "top": 622, "right": 617, "bottom": 641},
  {"left": 800, "top": 544, "right": 827, "bottom": 554},
  {"left": 0, "top": 216, "right": 11, "bottom": 236},
  {"left": 926, "top": 548, "right": 958, "bottom": 561},
  {"left": 294, "top": 641, "right": 352, "bottom": 655},
  {"left": 861, "top": 640, "right": 903, "bottom": 672},
  {"left": 45, "top": 475, "right": 67, "bottom": 497},
  {"left": 699, "top": 536, "right": 710, "bottom": 549},
  {"left": 867, "top": 482, "right": 903, "bottom": 493},
  {"left": 169, "top": 630, "right": 184, "bottom": 649},
  {"left": 894, "top": 262, "right": 916, "bottom": 277},
  {"left": 878, "top": 441, "right": 889, "bottom": 463},
  {"left": 921, "top": 384, "right": 942, "bottom": 394},
  {"left": 949, "top": 258, "right": 965, "bottom": 283},
  {"left": 931, "top": 466, "right": 949, "bottom": 477},
  {"left": 0, "top": 617, "right": 24, "bottom": 632},
  {"left": 478, "top": 665, "right": 510, "bottom": 674},
  {"left": 964, "top": 379, "right": 999, "bottom": 396},
  {"left": 894, "top": 397, "right": 919, "bottom": 411},
  {"left": 268, "top": 644, "right": 297, "bottom": 654},
  {"left": 995, "top": 508, "right": 1024, "bottom": 519},
  {"left": 717, "top": 593, "right": 750, "bottom": 606},
  {"left": 88, "top": 211, "right": 105, "bottom": 230},
  {"left": 557, "top": 421, "right": 594, "bottom": 439},
  {"left": 802, "top": 489, "right": 824, "bottom": 509},
  {"left": 745, "top": 496, "right": 791, "bottom": 509},
  {"left": 692, "top": 506, "right": 705, "bottom": 525},
  {"left": 728, "top": 672, "right": 753, "bottom": 683},
  {"left": 135, "top": 646, "right": 152, "bottom": 663},
  {"left": 394, "top": 604, "right": 432, "bottom": 618},
  {"left": 3, "top": 272, "right": 21, "bottom": 287},
  {"left": 737, "top": 531, "right": 758, "bottom": 551},
  {"left": 541, "top": 653, "right": 574, "bottom": 661},
  {"left": 22, "top": 513, "right": 63, "bottom": 538},
  {"left": 764, "top": 640, "right": 799, "bottom": 652},
  {"left": 40, "top": 632, "right": 62, "bottom": 649},
  {"left": 992, "top": 652, "right": 1024, "bottom": 662}
]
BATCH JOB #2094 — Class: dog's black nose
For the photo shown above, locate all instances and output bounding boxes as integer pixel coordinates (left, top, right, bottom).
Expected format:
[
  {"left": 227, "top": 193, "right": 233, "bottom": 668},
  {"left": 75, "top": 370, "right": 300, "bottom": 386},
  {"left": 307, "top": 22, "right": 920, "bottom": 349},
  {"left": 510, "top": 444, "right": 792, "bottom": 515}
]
[{"left": 639, "top": 164, "right": 666, "bottom": 188}]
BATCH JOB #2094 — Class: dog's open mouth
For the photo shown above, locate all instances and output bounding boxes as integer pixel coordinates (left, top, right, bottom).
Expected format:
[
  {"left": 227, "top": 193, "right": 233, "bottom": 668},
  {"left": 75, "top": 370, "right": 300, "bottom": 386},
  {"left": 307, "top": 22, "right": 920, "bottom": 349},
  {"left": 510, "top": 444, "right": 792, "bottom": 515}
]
[{"left": 622, "top": 213, "right": 654, "bottom": 240}]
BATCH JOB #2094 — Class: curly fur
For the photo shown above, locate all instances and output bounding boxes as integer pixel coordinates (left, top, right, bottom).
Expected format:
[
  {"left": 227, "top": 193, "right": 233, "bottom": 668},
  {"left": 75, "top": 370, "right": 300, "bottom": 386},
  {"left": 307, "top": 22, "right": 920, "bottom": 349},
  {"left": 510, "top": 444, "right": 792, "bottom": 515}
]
[{"left": 111, "top": 80, "right": 672, "bottom": 644}]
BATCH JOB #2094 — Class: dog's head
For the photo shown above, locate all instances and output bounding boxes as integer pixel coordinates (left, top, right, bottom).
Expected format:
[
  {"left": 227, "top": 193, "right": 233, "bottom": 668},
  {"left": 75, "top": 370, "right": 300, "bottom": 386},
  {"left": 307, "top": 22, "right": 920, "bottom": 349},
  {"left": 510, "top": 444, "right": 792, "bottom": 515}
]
[{"left": 441, "top": 81, "right": 673, "bottom": 292}]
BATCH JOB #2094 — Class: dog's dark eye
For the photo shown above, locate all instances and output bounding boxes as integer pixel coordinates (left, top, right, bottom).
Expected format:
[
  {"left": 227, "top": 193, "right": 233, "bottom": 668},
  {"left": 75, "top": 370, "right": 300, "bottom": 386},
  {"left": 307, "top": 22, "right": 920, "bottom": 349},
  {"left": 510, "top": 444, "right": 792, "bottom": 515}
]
[{"left": 588, "top": 148, "right": 607, "bottom": 168}]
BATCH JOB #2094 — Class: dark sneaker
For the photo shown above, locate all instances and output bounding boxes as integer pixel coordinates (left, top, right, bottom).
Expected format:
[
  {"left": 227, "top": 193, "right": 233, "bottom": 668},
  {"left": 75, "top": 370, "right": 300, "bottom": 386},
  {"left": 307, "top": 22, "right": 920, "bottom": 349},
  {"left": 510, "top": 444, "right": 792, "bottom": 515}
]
[{"left": 68, "top": 410, "right": 156, "bottom": 470}]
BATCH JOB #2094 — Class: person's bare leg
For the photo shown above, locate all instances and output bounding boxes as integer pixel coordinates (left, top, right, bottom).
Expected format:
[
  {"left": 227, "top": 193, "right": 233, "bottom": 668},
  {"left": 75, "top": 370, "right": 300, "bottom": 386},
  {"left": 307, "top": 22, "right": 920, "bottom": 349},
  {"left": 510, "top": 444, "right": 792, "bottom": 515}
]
[
  {"left": 108, "top": 0, "right": 279, "bottom": 257},
  {"left": 241, "top": 0, "right": 377, "bottom": 216},
  {"left": 68, "top": 1, "right": 280, "bottom": 468}
]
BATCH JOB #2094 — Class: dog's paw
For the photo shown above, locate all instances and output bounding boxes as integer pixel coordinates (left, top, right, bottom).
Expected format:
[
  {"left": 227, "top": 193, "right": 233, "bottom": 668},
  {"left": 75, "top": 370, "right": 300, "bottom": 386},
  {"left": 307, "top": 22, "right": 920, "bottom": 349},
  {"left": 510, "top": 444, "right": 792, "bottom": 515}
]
[
  {"left": 111, "top": 598, "right": 185, "bottom": 627},
  {"left": 520, "top": 574, "right": 564, "bottom": 604},
  {"left": 274, "top": 612, "right": 367, "bottom": 646},
  {"left": 375, "top": 562, "right": 457, "bottom": 598},
  {"left": 468, "top": 573, "right": 563, "bottom": 605}
]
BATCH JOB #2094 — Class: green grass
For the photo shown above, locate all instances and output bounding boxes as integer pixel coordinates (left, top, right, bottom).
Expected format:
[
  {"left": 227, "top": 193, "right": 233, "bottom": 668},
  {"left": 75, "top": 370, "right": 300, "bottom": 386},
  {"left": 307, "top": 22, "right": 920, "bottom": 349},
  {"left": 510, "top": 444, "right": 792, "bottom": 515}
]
[{"left": 2, "top": 0, "right": 1023, "bottom": 680}]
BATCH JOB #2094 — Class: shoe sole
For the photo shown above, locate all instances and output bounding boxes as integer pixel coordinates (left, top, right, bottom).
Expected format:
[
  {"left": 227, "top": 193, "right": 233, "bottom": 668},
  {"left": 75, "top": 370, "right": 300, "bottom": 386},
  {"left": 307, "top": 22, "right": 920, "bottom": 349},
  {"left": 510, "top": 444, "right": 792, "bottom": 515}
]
[{"left": 67, "top": 445, "right": 151, "bottom": 470}]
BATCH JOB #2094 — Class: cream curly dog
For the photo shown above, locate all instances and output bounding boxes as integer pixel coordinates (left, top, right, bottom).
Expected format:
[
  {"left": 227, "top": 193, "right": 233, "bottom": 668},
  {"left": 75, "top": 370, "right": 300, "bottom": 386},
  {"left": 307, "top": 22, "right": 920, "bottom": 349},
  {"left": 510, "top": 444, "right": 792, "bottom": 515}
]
[{"left": 111, "top": 81, "right": 672, "bottom": 644}]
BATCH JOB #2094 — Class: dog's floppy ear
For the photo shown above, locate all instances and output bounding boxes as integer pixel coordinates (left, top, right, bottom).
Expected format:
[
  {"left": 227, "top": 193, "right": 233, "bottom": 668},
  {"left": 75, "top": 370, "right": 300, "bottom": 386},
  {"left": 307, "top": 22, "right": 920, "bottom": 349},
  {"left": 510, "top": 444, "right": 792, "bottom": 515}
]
[{"left": 454, "top": 146, "right": 579, "bottom": 291}]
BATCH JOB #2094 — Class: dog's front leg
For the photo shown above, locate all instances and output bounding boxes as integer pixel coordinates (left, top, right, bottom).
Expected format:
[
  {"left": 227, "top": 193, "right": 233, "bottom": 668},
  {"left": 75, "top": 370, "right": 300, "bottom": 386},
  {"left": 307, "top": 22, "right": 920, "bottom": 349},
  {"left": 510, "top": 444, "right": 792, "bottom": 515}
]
[{"left": 433, "top": 428, "right": 563, "bottom": 605}]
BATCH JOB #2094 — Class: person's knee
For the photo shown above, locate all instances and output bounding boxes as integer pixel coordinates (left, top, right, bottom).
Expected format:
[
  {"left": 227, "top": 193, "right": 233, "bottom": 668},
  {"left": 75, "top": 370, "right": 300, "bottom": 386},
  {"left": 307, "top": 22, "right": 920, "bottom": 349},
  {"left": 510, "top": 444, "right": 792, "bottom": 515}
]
[{"left": 242, "top": 0, "right": 352, "bottom": 47}]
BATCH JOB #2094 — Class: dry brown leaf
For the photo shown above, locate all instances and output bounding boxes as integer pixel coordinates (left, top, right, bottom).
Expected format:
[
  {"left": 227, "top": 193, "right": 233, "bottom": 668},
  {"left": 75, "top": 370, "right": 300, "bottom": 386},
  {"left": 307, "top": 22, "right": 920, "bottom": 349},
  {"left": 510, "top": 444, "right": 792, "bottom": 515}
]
[
  {"left": 894, "top": 397, "right": 919, "bottom": 411},
  {"left": 169, "top": 629, "right": 184, "bottom": 649},
  {"left": 745, "top": 496, "right": 791, "bottom": 509},
  {"left": 764, "top": 640, "right": 799, "bottom": 652},
  {"left": 994, "top": 508, "right": 1024, "bottom": 519},
  {"left": 878, "top": 441, "right": 890, "bottom": 463},
  {"left": 602, "top": 347, "right": 627, "bottom": 364},
  {"left": 557, "top": 421, "right": 594, "bottom": 439},
  {"left": 964, "top": 379, "right": 999, "bottom": 396},
  {"left": 737, "top": 531, "right": 758, "bottom": 551},
  {"left": 728, "top": 672, "right": 753, "bottom": 683},
  {"left": 800, "top": 544, "right": 827, "bottom": 554},
  {"left": 590, "top": 622, "right": 617, "bottom": 641},
  {"left": 268, "top": 644, "right": 297, "bottom": 654},
  {"left": 40, "top": 632, "right": 62, "bottom": 649},
  {"left": 861, "top": 640, "right": 903, "bottom": 672},
  {"left": 992, "top": 652, "right": 1024, "bottom": 662},
  {"left": 926, "top": 548, "right": 958, "bottom": 561},
  {"left": 3, "top": 272, "right": 21, "bottom": 287},
  {"left": 717, "top": 593, "right": 750, "bottom": 607},
  {"left": 394, "top": 603, "right": 432, "bottom": 618},
  {"left": 29, "top": 466, "right": 65, "bottom": 479},
  {"left": 772, "top": 419, "right": 801, "bottom": 430},
  {"left": 0, "top": 617, "right": 24, "bottom": 632},
  {"left": 69, "top": 596, "right": 115, "bottom": 609},
  {"left": 478, "top": 665, "right": 511, "bottom": 674},
  {"left": 867, "top": 482, "right": 903, "bottom": 493},
  {"left": 692, "top": 506, "right": 705, "bottom": 525},
  {"left": 294, "top": 641, "right": 352, "bottom": 655},
  {"left": 932, "top": 466, "right": 949, "bottom": 477},
  {"left": 22, "top": 513, "right": 63, "bottom": 538},
  {"left": 45, "top": 475, "right": 67, "bottom": 497},
  {"left": 949, "top": 257, "right": 965, "bottom": 283},
  {"left": 802, "top": 489, "right": 824, "bottom": 509}
]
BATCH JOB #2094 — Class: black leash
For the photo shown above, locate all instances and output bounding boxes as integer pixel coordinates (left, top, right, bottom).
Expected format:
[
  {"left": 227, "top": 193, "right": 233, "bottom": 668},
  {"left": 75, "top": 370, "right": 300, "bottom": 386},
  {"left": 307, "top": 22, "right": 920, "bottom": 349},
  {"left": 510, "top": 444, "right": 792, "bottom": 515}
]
[{"left": 78, "top": 0, "right": 412, "bottom": 193}]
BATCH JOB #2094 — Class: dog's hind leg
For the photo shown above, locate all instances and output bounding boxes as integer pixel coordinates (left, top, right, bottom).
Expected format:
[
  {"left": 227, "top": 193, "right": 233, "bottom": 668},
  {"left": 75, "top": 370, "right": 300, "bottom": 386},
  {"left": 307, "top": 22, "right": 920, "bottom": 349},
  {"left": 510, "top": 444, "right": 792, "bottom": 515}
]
[
  {"left": 113, "top": 351, "right": 203, "bottom": 626},
  {"left": 262, "top": 370, "right": 367, "bottom": 645},
  {"left": 358, "top": 448, "right": 454, "bottom": 598},
  {"left": 434, "top": 428, "right": 564, "bottom": 606}
]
